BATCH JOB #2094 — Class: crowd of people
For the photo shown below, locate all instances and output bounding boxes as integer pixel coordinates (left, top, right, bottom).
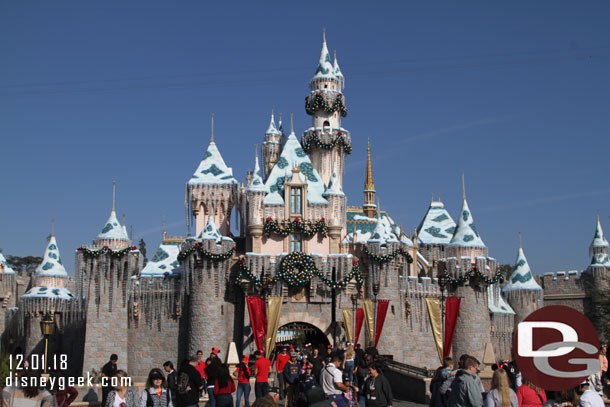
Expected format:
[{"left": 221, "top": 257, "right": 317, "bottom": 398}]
[
  {"left": 3, "top": 343, "right": 609, "bottom": 407},
  {"left": 429, "top": 343, "right": 610, "bottom": 407}
]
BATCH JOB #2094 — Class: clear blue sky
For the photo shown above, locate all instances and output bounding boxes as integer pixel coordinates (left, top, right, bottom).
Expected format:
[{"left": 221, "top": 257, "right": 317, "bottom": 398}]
[{"left": 1, "top": 1, "right": 609, "bottom": 275}]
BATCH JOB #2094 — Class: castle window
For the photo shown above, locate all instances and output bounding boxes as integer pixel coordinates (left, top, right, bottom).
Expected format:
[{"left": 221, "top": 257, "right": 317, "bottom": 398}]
[
  {"left": 323, "top": 120, "right": 330, "bottom": 127},
  {"left": 324, "top": 84, "right": 328, "bottom": 89},
  {"left": 290, "top": 234, "right": 302, "bottom": 252},
  {"left": 290, "top": 187, "right": 302, "bottom": 215}
]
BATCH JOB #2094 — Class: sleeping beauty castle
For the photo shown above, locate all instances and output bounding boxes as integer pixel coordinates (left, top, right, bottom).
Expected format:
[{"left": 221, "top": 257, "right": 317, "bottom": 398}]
[{"left": 1, "top": 33, "right": 609, "bottom": 378}]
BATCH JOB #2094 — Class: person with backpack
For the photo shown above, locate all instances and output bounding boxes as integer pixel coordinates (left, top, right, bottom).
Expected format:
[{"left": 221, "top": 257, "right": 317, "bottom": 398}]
[
  {"left": 140, "top": 368, "right": 174, "bottom": 407},
  {"left": 177, "top": 356, "right": 204, "bottom": 407},
  {"left": 234, "top": 356, "right": 252, "bottom": 407}
]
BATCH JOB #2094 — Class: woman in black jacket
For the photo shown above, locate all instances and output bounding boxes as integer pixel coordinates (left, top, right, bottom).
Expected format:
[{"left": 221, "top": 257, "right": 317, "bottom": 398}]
[{"left": 164, "top": 361, "right": 178, "bottom": 407}]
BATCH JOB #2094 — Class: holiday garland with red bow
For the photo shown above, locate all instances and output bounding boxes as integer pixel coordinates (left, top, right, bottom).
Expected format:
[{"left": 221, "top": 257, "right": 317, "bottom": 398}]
[
  {"left": 362, "top": 246, "right": 414, "bottom": 264},
  {"left": 263, "top": 218, "right": 328, "bottom": 239},
  {"left": 177, "top": 244, "right": 235, "bottom": 262},
  {"left": 441, "top": 265, "right": 504, "bottom": 287}
]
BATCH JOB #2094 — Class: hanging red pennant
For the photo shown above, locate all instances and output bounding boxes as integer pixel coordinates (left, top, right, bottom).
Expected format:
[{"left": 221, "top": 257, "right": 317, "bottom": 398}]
[
  {"left": 246, "top": 295, "right": 267, "bottom": 353},
  {"left": 374, "top": 300, "right": 390, "bottom": 348},
  {"left": 443, "top": 297, "right": 461, "bottom": 358}
]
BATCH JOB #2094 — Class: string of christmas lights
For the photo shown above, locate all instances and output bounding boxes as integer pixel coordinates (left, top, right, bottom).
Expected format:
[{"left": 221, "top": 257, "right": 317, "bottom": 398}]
[
  {"left": 305, "top": 93, "right": 348, "bottom": 117},
  {"left": 441, "top": 266, "right": 504, "bottom": 286},
  {"left": 362, "top": 246, "right": 413, "bottom": 264},
  {"left": 302, "top": 132, "right": 352, "bottom": 154},
  {"left": 177, "top": 244, "right": 235, "bottom": 262},
  {"left": 77, "top": 246, "right": 137, "bottom": 258}
]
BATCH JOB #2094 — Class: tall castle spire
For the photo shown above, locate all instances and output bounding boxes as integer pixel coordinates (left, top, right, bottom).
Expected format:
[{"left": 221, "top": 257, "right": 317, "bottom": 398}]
[
  {"left": 262, "top": 107, "right": 282, "bottom": 179},
  {"left": 363, "top": 139, "right": 376, "bottom": 218}
]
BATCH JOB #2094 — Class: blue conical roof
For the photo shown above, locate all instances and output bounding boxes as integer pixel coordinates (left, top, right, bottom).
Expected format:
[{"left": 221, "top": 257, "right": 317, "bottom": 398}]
[
  {"left": 35, "top": 235, "right": 68, "bottom": 278},
  {"left": 188, "top": 141, "right": 238, "bottom": 186},
  {"left": 97, "top": 210, "right": 130, "bottom": 241},
  {"left": 312, "top": 36, "right": 336, "bottom": 81},
  {"left": 449, "top": 198, "right": 486, "bottom": 248},
  {"left": 417, "top": 201, "right": 456, "bottom": 245},
  {"left": 502, "top": 247, "right": 542, "bottom": 292}
]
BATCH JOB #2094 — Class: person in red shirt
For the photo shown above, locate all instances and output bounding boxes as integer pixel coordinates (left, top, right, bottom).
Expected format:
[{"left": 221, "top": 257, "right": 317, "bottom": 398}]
[
  {"left": 195, "top": 350, "right": 208, "bottom": 382},
  {"left": 233, "top": 356, "right": 252, "bottom": 407},
  {"left": 275, "top": 347, "right": 290, "bottom": 401},
  {"left": 516, "top": 379, "right": 547, "bottom": 407},
  {"left": 214, "top": 364, "right": 236, "bottom": 407},
  {"left": 253, "top": 350, "right": 271, "bottom": 400}
]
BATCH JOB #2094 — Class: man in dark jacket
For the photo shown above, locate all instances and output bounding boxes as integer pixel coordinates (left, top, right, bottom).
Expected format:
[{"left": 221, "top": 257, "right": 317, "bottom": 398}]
[
  {"left": 164, "top": 361, "right": 178, "bottom": 406},
  {"left": 363, "top": 363, "right": 392, "bottom": 407},
  {"left": 179, "top": 356, "right": 205, "bottom": 407},
  {"left": 101, "top": 354, "right": 118, "bottom": 407}
]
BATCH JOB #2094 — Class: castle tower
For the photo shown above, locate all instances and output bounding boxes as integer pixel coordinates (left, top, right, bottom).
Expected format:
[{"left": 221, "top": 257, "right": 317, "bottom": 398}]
[
  {"left": 302, "top": 31, "right": 352, "bottom": 186},
  {"left": 416, "top": 196, "right": 456, "bottom": 262},
  {"left": 365, "top": 212, "right": 413, "bottom": 360},
  {"left": 183, "top": 217, "right": 236, "bottom": 355},
  {"left": 363, "top": 140, "right": 376, "bottom": 218},
  {"left": 323, "top": 159, "right": 346, "bottom": 253},
  {"left": 502, "top": 235, "right": 543, "bottom": 329},
  {"left": 246, "top": 148, "right": 266, "bottom": 252},
  {"left": 77, "top": 183, "right": 141, "bottom": 375},
  {"left": 587, "top": 215, "right": 610, "bottom": 275},
  {"left": 187, "top": 115, "right": 239, "bottom": 236},
  {"left": 442, "top": 176, "right": 493, "bottom": 362},
  {"left": 261, "top": 108, "right": 283, "bottom": 179},
  {"left": 447, "top": 175, "right": 488, "bottom": 259}
]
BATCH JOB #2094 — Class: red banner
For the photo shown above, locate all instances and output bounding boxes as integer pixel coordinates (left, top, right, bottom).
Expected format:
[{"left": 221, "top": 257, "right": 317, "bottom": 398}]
[
  {"left": 443, "top": 297, "right": 461, "bottom": 358},
  {"left": 246, "top": 295, "right": 267, "bottom": 353},
  {"left": 374, "top": 300, "right": 390, "bottom": 348},
  {"left": 355, "top": 308, "right": 364, "bottom": 346}
]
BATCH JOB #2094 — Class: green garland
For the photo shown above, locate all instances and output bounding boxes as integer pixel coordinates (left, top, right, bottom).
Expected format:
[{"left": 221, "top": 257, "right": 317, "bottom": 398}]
[
  {"left": 177, "top": 243, "right": 235, "bottom": 262},
  {"left": 305, "top": 92, "right": 347, "bottom": 117},
  {"left": 302, "top": 132, "right": 352, "bottom": 155},
  {"left": 363, "top": 246, "right": 413, "bottom": 264},
  {"left": 264, "top": 218, "right": 328, "bottom": 238},
  {"left": 442, "top": 266, "right": 504, "bottom": 287},
  {"left": 77, "top": 245, "right": 137, "bottom": 258},
  {"left": 236, "top": 252, "right": 363, "bottom": 289}
]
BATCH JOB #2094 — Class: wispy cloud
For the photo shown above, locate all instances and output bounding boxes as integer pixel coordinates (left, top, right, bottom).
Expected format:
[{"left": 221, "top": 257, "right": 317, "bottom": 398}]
[
  {"left": 481, "top": 187, "right": 610, "bottom": 212},
  {"left": 345, "top": 116, "right": 505, "bottom": 173}
]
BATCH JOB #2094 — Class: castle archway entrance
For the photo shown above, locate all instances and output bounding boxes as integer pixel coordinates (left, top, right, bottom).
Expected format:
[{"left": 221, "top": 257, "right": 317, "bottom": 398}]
[{"left": 276, "top": 322, "right": 330, "bottom": 350}]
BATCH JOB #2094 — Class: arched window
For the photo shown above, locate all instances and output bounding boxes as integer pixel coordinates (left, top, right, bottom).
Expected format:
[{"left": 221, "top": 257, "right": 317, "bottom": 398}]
[{"left": 323, "top": 120, "right": 330, "bottom": 127}]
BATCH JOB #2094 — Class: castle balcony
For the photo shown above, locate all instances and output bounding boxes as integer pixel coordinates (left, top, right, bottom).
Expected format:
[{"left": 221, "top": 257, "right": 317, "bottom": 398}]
[{"left": 302, "top": 127, "right": 352, "bottom": 150}]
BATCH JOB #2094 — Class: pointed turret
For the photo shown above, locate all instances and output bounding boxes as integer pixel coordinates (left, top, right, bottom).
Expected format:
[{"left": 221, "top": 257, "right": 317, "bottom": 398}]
[
  {"left": 262, "top": 107, "right": 283, "bottom": 179},
  {"left": 449, "top": 174, "right": 485, "bottom": 248},
  {"left": 311, "top": 29, "right": 336, "bottom": 83},
  {"left": 333, "top": 50, "right": 344, "bottom": 90},
  {"left": 417, "top": 199, "right": 456, "bottom": 245},
  {"left": 324, "top": 159, "right": 344, "bottom": 197},
  {"left": 589, "top": 215, "right": 610, "bottom": 268},
  {"left": 368, "top": 206, "right": 398, "bottom": 244},
  {"left": 502, "top": 241, "right": 542, "bottom": 292},
  {"left": 363, "top": 140, "right": 376, "bottom": 218},
  {"left": 36, "top": 234, "right": 68, "bottom": 279},
  {"left": 95, "top": 182, "right": 131, "bottom": 247},
  {"left": 186, "top": 114, "right": 239, "bottom": 236},
  {"left": 248, "top": 146, "right": 265, "bottom": 192}
]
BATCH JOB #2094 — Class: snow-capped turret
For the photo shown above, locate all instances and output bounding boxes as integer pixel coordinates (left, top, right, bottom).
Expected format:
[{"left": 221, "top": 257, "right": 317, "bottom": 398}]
[
  {"left": 36, "top": 235, "right": 68, "bottom": 280},
  {"left": 94, "top": 182, "right": 131, "bottom": 249},
  {"left": 417, "top": 198, "right": 456, "bottom": 245},
  {"left": 323, "top": 160, "right": 344, "bottom": 197},
  {"left": 502, "top": 236, "right": 543, "bottom": 328},
  {"left": 140, "top": 239, "right": 183, "bottom": 278},
  {"left": 333, "top": 50, "right": 344, "bottom": 90},
  {"left": 248, "top": 148, "right": 265, "bottom": 192},
  {"left": 588, "top": 215, "right": 610, "bottom": 270},
  {"left": 310, "top": 29, "right": 337, "bottom": 85},
  {"left": 187, "top": 114, "right": 239, "bottom": 236},
  {"left": 367, "top": 210, "right": 399, "bottom": 244},
  {"left": 262, "top": 108, "right": 283, "bottom": 179},
  {"left": 447, "top": 175, "right": 488, "bottom": 259}
]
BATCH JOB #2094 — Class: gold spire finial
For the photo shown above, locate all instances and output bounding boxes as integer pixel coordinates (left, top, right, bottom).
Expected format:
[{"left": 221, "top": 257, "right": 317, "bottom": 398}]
[
  {"left": 271, "top": 105, "right": 274, "bottom": 118},
  {"left": 462, "top": 171, "right": 466, "bottom": 200},
  {"left": 163, "top": 216, "right": 166, "bottom": 240},
  {"left": 363, "top": 139, "right": 376, "bottom": 218},
  {"left": 211, "top": 113, "right": 215, "bottom": 142},
  {"left": 290, "top": 113, "right": 294, "bottom": 134},
  {"left": 112, "top": 181, "right": 116, "bottom": 212},
  {"left": 51, "top": 218, "right": 55, "bottom": 237}
]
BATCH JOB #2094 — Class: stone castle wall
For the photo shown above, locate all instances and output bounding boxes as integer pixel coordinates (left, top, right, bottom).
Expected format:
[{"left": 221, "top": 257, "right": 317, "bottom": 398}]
[{"left": 537, "top": 271, "right": 587, "bottom": 313}]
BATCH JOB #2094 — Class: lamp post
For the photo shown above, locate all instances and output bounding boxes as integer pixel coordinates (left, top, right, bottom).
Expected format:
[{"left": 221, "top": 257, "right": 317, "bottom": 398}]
[
  {"left": 350, "top": 293, "right": 358, "bottom": 345},
  {"left": 40, "top": 313, "right": 55, "bottom": 374},
  {"left": 372, "top": 282, "right": 380, "bottom": 348},
  {"left": 438, "top": 270, "right": 448, "bottom": 358},
  {"left": 260, "top": 273, "right": 269, "bottom": 300}
]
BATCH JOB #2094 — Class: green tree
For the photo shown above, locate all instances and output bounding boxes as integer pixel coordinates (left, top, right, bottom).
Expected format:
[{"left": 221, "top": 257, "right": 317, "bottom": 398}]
[
  {"left": 499, "top": 264, "right": 513, "bottom": 281},
  {"left": 4, "top": 253, "right": 43, "bottom": 275},
  {"left": 139, "top": 239, "right": 147, "bottom": 266}
]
